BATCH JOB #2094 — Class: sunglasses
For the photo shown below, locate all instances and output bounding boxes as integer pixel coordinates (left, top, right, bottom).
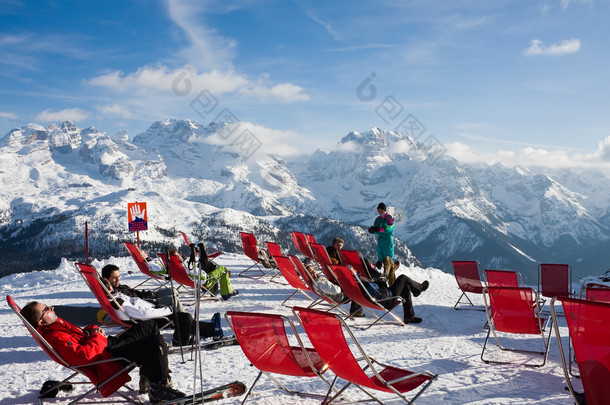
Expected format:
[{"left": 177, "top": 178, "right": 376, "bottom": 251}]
[{"left": 38, "top": 305, "right": 53, "bottom": 323}]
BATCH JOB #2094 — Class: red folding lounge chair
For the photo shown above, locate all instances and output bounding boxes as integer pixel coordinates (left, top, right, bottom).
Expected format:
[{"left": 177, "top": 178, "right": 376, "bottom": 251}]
[
  {"left": 293, "top": 306, "right": 437, "bottom": 404},
  {"left": 290, "top": 231, "right": 315, "bottom": 259},
  {"left": 238, "top": 232, "right": 278, "bottom": 279},
  {"left": 331, "top": 264, "right": 405, "bottom": 329},
  {"left": 538, "top": 263, "right": 572, "bottom": 300},
  {"left": 289, "top": 255, "right": 348, "bottom": 313},
  {"left": 585, "top": 284, "right": 610, "bottom": 303},
  {"left": 157, "top": 253, "right": 220, "bottom": 300},
  {"left": 6, "top": 295, "right": 138, "bottom": 404},
  {"left": 123, "top": 241, "right": 169, "bottom": 290},
  {"left": 225, "top": 311, "right": 331, "bottom": 403},
  {"left": 484, "top": 269, "right": 523, "bottom": 287},
  {"left": 265, "top": 241, "right": 284, "bottom": 258},
  {"left": 551, "top": 297, "right": 610, "bottom": 405},
  {"left": 74, "top": 263, "right": 133, "bottom": 328},
  {"left": 309, "top": 242, "right": 339, "bottom": 284},
  {"left": 273, "top": 255, "right": 317, "bottom": 306},
  {"left": 481, "top": 286, "right": 552, "bottom": 367},
  {"left": 451, "top": 260, "right": 486, "bottom": 310},
  {"left": 340, "top": 249, "right": 370, "bottom": 278}
]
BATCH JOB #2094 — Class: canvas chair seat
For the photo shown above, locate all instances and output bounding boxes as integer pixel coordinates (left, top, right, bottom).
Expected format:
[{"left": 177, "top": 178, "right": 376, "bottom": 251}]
[{"left": 451, "top": 260, "right": 486, "bottom": 310}]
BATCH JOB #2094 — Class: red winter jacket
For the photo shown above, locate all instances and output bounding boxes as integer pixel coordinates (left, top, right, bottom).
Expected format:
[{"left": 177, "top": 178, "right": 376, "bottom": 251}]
[{"left": 38, "top": 318, "right": 131, "bottom": 397}]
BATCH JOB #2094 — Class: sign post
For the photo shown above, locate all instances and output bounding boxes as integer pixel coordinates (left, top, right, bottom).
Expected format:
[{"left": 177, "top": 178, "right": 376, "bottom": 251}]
[{"left": 127, "top": 201, "right": 148, "bottom": 247}]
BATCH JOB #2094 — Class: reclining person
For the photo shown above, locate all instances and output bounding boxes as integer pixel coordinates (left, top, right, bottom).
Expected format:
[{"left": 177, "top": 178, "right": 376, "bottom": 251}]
[
  {"left": 303, "top": 258, "right": 345, "bottom": 303},
  {"left": 102, "top": 264, "right": 184, "bottom": 313},
  {"left": 358, "top": 256, "right": 429, "bottom": 324},
  {"left": 21, "top": 301, "right": 185, "bottom": 403},
  {"left": 169, "top": 246, "right": 239, "bottom": 301},
  {"left": 101, "top": 270, "right": 223, "bottom": 346}
]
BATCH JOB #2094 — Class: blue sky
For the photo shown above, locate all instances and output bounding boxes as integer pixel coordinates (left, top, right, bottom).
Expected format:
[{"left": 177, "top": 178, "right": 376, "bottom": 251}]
[{"left": 1, "top": 0, "right": 609, "bottom": 167}]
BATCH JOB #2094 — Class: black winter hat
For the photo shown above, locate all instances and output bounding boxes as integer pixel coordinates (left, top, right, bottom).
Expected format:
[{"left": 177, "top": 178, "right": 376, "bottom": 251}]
[{"left": 377, "top": 202, "right": 386, "bottom": 211}]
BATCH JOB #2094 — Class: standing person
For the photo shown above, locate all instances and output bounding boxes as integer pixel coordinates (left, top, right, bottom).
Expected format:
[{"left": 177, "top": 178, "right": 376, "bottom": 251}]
[
  {"left": 368, "top": 202, "right": 395, "bottom": 267},
  {"left": 326, "top": 238, "right": 344, "bottom": 265},
  {"left": 21, "top": 301, "right": 185, "bottom": 403}
]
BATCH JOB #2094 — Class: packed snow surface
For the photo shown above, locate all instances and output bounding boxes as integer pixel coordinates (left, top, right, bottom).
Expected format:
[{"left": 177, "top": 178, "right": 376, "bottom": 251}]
[{"left": 0, "top": 253, "right": 581, "bottom": 404}]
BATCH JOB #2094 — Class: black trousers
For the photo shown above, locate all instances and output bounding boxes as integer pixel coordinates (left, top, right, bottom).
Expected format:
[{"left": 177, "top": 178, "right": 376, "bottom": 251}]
[
  {"left": 389, "top": 275, "right": 424, "bottom": 319},
  {"left": 106, "top": 319, "right": 170, "bottom": 384},
  {"left": 164, "top": 312, "right": 215, "bottom": 346}
]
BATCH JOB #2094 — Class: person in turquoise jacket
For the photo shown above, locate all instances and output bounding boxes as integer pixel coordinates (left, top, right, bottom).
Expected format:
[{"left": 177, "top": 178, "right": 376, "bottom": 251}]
[{"left": 368, "top": 202, "right": 395, "bottom": 265}]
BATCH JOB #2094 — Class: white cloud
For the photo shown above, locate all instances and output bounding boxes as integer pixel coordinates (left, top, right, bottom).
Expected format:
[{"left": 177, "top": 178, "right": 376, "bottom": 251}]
[
  {"left": 445, "top": 139, "right": 610, "bottom": 170},
  {"left": 0, "top": 112, "right": 17, "bottom": 119},
  {"left": 201, "top": 121, "right": 302, "bottom": 157},
  {"left": 306, "top": 10, "right": 341, "bottom": 40},
  {"left": 166, "top": 0, "right": 237, "bottom": 71},
  {"left": 524, "top": 38, "right": 581, "bottom": 56},
  {"left": 88, "top": 64, "right": 308, "bottom": 102},
  {"left": 35, "top": 108, "right": 89, "bottom": 122},
  {"left": 560, "top": 0, "right": 592, "bottom": 10},
  {"left": 97, "top": 104, "right": 134, "bottom": 119}
]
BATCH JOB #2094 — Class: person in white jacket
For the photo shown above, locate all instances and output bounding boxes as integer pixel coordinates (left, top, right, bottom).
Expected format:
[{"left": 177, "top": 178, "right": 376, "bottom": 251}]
[{"left": 102, "top": 278, "right": 223, "bottom": 346}]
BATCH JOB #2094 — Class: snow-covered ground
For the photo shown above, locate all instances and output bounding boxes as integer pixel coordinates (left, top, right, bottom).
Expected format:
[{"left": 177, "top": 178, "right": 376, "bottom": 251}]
[{"left": 0, "top": 253, "right": 581, "bottom": 404}]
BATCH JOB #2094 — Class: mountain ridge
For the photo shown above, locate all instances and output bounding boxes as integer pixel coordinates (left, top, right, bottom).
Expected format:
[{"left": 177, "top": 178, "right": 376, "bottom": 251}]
[{"left": 2, "top": 118, "right": 610, "bottom": 282}]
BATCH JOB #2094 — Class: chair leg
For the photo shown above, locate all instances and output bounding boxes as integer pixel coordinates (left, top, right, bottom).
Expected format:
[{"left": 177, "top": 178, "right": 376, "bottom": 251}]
[{"left": 241, "top": 371, "right": 262, "bottom": 404}]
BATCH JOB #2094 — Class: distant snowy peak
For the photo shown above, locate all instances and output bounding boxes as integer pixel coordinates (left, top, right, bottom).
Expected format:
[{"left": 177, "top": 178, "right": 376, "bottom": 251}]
[{"left": 338, "top": 127, "right": 418, "bottom": 154}]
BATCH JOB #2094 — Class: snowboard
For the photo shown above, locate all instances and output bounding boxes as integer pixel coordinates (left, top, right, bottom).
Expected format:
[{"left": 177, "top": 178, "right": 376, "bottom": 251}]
[{"left": 159, "top": 381, "right": 246, "bottom": 404}]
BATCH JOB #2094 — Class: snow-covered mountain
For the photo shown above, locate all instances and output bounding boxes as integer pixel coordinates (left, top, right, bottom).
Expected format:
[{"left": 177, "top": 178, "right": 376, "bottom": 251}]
[
  {"left": 290, "top": 128, "right": 610, "bottom": 282},
  {"left": 2, "top": 119, "right": 609, "bottom": 282},
  {"left": 0, "top": 119, "right": 417, "bottom": 277}
]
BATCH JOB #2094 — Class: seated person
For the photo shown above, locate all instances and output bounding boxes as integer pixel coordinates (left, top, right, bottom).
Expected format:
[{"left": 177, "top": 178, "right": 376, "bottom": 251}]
[
  {"left": 136, "top": 245, "right": 168, "bottom": 277},
  {"left": 326, "top": 237, "right": 344, "bottom": 265},
  {"left": 303, "top": 258, "right": 345, "bottom": 303},
  {"left": 102, "top": 264, "right": 184, "bottom": 313},
  {"left": 357, "top": 256, "right": 429, "bottom": 324},
  {"left": 21, "top": 301, "right": 185, "bottom": 403},
  {"left": 101, "top": 276, "right": 223, "bottom": 346},
  {"left": 170, "top": 245, "right": 239, "bottom": 301}
]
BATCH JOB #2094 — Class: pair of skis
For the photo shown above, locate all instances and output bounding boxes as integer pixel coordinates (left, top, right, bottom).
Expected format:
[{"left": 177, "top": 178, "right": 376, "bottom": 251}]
[
  {"left": 168, "top": 336, "right": 238, "bottom": 353},
  {"left": 159, "top": 381, "right": 246, "bottom": 404}
]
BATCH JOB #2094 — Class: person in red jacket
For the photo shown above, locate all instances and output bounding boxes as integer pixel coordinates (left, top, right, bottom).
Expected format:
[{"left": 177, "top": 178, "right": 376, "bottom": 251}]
[{"left": 21, "top": 301, "right": 185, "bottom": 403}]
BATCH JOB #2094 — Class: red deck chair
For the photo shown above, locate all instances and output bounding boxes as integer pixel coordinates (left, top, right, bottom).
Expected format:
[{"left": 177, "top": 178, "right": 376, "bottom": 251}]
[
  {"left": 340, "top": 249, "right": 370, "bottom": 277},
  {"left": 74, "top": 263, "right": 133, "bottom": 328},
  {"left": 157, "top": 253, "right": 220, "bottom": 300},
  {"left": 309, "top": 242, "right": 339, "bottom": 284},
  {"left": 265, "top": 241, "right": 284, "bottom": 258},
  {"left": 238, "top": 231, "right": 265, "bottom": 277},
  {"left": 585, "top": 284, "right": 610, "bottom": 302},
  {"left": 238, "top": 231, "right": 279, "bottom": 279},
  {"left": 289, "top": 255, "right": 348, "bottom": 313},
  {"left": 481, "top": 286, "right": 552, "bottom": 367},
  {"left": 451, "top": 261, "right": 486, "bottom": 310},
  {"left": 225, "top": 311, "right": 331, "bottom": 402},
  {"left": 293, "top": 306, "right": 437, "bottom": 404},
  {"left": 290, "top": 231, "right": 315, "bottom": 259},
  {"left": 551, "top": 297, "right": 610, "bottom": 405},
  {"left": 331, "top": 264, "right": 404, "bottom": 329},
  {"left": 538, "top": 263, "right": 572, "bottom": 300},
  {"left": 305, "top": 234, "right": 317, "bottom": 244},
  {"left": 484, "top": 269, "right": 523, "bottom": 287},
  {"left": 123, "top": 241, "right": 169, "bottom": 290},
  {"left": 273, "top": 255, "right": 317, "bottom": 306},
  {"left": 6, "top": 295, "right": 138, "bottom": 404}
]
